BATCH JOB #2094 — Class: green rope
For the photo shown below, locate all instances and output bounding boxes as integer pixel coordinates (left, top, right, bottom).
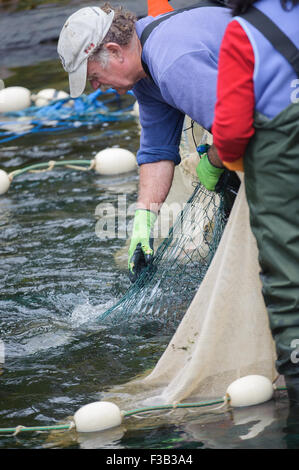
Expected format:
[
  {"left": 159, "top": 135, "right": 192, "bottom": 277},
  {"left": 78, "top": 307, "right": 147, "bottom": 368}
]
[
  {"left": 123, "top": 399, "right": 226, "bottom": 418},
  {"left": 0, "top": 423, "right": 74, "bottom": 435},
  {"left": 0, "top": 387, "right": 289, "bottom": 436},
  {"left": 9, "top": 159, "right": 94, "bottom": 179},
  {"left": 0, "top": 399, "right": 225, "bottom": 435}
]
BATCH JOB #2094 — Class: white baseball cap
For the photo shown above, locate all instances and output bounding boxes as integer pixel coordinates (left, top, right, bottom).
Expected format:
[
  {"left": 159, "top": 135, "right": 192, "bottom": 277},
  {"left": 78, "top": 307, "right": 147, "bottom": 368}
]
[{"left": 57, "top": 7, "right": 114, "bottom": 98}]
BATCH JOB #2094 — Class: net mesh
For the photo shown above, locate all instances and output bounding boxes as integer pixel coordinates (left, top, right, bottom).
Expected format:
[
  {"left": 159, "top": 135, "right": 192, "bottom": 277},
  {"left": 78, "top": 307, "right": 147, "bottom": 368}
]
[
  {"left": 96, "top": 118, "right": 227, "bottom": 330},
  {"left": 99, "top": 181, "right": 227, "bottom": 329}
]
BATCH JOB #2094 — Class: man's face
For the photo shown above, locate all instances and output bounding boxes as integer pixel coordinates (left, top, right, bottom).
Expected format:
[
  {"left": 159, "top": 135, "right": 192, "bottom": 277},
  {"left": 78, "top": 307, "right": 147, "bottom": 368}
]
[{"left": 87, "top": 48, "right": 135, "bottom": 95}]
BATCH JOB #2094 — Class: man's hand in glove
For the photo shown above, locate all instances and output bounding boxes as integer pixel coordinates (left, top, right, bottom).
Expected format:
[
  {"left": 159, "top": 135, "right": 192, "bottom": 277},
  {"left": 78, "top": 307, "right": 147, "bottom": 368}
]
[
  {"left": 196, "top": 144, "right": 224, "bottom": 191},
  {"left": 128, "top": 209, "right": 157, "bottom": 283}
]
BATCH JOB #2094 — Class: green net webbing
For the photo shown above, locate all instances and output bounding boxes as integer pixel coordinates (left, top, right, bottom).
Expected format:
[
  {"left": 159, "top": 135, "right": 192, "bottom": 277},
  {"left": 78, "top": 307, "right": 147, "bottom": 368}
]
[{"left": 98, "top": 182, "right": 227, "bottom": 330}]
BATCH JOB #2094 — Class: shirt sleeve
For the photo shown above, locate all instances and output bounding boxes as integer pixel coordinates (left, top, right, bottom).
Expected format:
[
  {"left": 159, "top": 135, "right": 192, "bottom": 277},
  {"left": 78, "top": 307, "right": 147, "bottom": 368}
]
[
  {"left": 133, "top": 79, "right": 184, "bottom": 166},
  {"left": 212, "top": 19, "right": 255, "bottom": 169}
]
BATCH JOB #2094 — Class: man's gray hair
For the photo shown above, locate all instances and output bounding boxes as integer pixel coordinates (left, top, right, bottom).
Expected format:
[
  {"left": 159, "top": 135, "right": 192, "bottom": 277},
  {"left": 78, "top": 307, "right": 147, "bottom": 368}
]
[{"left": 89, "top": 2, "right": 137, "bottom": 67}]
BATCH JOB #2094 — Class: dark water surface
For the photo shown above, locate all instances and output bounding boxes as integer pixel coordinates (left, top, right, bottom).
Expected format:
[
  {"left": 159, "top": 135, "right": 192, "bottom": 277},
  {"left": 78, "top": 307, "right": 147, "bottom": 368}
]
[{"left": 0, "top": 0, "right": 297, "bottom": 452}]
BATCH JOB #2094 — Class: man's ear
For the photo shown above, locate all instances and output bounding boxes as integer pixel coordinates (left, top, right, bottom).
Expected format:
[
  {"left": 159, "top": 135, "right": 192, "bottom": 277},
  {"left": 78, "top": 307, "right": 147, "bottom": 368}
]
[{"left": 105, "top": 42, "right": 124, "bottom": 62}]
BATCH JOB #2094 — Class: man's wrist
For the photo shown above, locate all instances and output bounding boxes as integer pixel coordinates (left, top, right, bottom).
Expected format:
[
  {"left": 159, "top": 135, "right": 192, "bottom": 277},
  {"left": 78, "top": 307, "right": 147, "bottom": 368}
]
[
  {"left": 207, "top": 145, "right": 224, "bottom": 169},
  {"left": 136, "top": 203, "right": 159, "bottom": 215}
]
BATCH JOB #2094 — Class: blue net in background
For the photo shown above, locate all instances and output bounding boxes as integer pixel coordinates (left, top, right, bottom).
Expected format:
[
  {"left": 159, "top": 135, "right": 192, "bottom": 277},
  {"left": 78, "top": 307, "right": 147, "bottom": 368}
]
[{"left": 0, "top": 88, "right": 135, "bottom": 144}]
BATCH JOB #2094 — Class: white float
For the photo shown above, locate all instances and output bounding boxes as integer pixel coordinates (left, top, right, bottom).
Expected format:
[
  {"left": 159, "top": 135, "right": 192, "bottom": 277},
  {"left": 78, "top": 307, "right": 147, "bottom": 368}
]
[
  {"left": 0, "top": 86, "right": 31, "bottom": 113},
  {"left": 0, "top": 170, "right": 10, "bottom": 195},
  {"left": 32, "top": 88, "right": 70, "bottom": 107},
  {"left": 73, "top": 401, "right": 123, "bottom": 433},
  {"left": 94, "top": 148, "right": 137, "bottom": 175},
  {"left": 226, "top": 375, "right": 274, "bottom": 407}
]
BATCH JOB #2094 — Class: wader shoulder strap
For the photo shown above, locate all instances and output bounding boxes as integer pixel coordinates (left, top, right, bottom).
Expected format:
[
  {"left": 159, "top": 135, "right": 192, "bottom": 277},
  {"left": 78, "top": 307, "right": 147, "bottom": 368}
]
[
  {"left": 239, "top": 6, "right": 299, "bottom": 77},
  {"left": 140, "top": 0, "right": 227, "bottom": 79}
]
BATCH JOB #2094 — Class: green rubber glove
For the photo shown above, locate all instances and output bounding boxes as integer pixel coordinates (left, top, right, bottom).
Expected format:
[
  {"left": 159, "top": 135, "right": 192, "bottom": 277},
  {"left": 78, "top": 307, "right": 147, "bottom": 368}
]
[
  {"left": 196, "top": 152, "right": 224, "bottom": 191},
  {"left": 128, "top": 209, "right": 157, "bottom": 283}
]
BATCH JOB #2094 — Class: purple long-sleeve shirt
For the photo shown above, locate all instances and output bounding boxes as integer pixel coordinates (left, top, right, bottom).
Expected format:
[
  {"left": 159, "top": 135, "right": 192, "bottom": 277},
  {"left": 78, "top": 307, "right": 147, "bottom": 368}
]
[{"left": 133, "top": 6, "right": 230, "bottom": 166}]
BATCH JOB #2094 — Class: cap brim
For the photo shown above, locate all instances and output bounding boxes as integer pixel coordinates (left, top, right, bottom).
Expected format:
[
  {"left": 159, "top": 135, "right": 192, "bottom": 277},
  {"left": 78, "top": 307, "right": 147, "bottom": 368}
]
[{"left": 68, "top": 59, "right": 87, "bottom": 98}]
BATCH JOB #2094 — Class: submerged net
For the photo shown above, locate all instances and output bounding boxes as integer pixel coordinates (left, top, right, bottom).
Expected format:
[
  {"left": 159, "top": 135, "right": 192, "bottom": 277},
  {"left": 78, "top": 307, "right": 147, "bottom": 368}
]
[
  {"left": 0, "top": 88, "right": 135, "bottom": 144},
  {"left": 99, "top": 181, "right": 227, "bottom": 329}
]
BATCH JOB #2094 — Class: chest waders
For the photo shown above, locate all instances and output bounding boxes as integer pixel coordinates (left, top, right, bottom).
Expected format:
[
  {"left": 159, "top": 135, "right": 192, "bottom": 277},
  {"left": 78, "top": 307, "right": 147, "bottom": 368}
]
[{"left": 240, "top": 7, "right": 299, "bottom": 402}]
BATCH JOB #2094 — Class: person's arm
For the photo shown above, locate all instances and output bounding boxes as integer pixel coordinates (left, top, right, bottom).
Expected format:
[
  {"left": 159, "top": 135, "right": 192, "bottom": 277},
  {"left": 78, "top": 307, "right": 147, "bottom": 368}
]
[
  {"left": 127, "top": 160, "right": 174, "bottom": 283},
  {"left": 128, "top": 82, "right": 183, "bottom": 281},
  {"left": 137, "top": 160, "right": 175, "bottom": 213},
  {"left": 212, "top": 20, "right": 255, "bottom": 171}
]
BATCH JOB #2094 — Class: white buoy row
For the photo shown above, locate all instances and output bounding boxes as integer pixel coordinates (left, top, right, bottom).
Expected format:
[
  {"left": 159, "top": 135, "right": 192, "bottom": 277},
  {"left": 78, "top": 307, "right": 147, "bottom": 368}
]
[
  {"left": 0, "top": 148, "right": 137, "bottom": 195},
  {"left": 0, "top": 86, "right": 72, "bottom": 113},
  {"left": 0, "top": 85, "right": 139, "bottom": 113},
  {"left": 31, "top": 88, "right": 71, "bottom": 108},
  {"left": 72, "top": 375, "right": 275, "bottom": 433}
]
